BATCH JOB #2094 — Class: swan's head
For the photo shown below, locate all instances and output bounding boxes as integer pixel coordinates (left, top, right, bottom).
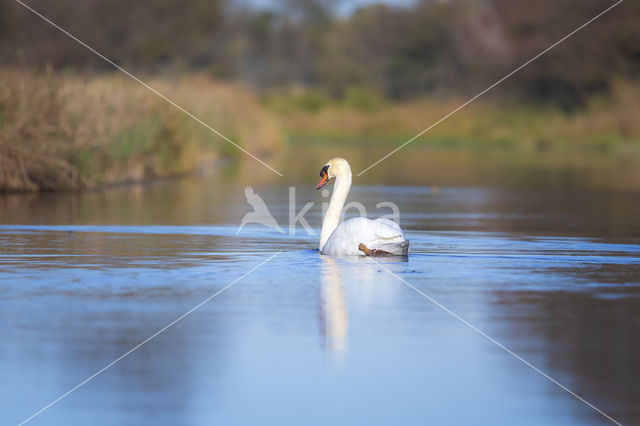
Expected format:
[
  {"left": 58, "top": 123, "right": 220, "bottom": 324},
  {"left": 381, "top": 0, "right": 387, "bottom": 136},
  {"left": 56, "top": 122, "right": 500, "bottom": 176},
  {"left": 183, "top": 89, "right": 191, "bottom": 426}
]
[{"left": 316, "top": 157, "right": 351, "bottom": 190}]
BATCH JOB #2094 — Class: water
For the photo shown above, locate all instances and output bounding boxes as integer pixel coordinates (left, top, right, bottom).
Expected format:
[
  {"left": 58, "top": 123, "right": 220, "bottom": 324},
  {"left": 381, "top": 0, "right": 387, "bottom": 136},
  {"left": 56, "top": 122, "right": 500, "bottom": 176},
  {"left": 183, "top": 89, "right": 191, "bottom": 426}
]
[{"left": 1, "top": 169, "right": 640, "bottom": 425}]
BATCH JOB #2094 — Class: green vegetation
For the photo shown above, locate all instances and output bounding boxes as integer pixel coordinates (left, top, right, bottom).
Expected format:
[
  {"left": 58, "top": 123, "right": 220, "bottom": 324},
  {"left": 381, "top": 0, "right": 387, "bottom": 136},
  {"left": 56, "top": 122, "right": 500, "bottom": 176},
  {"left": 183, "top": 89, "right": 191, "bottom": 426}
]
[
  {"left": 1, "top": 0, "right": 639, "bottom": 191},
  {"left": 2, "top": 68, "right": 639, "bottom": 192},
  {"left": 3, "top": 0, "right": 638, "bottom": 108},
  {"left": 271, "top": 80, "right": 640, "bottom": 156},
  {"left": 0, "top": 71, "right": 281, "bottom": 191}
]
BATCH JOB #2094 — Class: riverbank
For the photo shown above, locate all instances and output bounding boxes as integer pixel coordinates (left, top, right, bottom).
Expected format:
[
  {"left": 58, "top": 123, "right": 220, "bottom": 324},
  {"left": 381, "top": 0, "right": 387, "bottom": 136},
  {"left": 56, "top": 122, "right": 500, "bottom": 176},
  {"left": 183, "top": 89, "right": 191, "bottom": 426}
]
[
  {"left": 2, "top": 70, "right": 639, "bottom": 192},
  {"left": 0, "top": 70, "right": 281, "bottom": 192},
  {"left": 269, "top": 80, "right": 640, "bottom": 156}
]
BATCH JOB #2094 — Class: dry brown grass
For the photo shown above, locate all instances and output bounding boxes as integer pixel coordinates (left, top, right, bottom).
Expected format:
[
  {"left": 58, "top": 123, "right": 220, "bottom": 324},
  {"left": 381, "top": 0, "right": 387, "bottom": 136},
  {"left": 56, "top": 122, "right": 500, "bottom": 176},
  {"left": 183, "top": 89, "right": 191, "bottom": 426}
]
[
  {"left": 276, "top": 81, "right": 640, "bottom": 154},
  {"left": 0, "top": 70, "right": 282, "bottom": 191},
  {"left": 2, "top": 69, "right": 638, "bottom": 192}
]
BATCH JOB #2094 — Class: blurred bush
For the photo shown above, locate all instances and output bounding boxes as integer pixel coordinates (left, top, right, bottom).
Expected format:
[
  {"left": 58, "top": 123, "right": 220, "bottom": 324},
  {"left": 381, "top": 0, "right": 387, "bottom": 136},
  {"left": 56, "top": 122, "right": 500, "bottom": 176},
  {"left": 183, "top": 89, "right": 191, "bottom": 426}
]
[
  {"left": 1, "top": 0, "right": 639, "bottom": 191},
  {"left": 276, "top": 78, "right": 640, "bottom": 153},
  {"left": 2, "top": 0, "right": 638, "bottom": 107},
  {"left": 0, "top": 71, "right": 282, "bottom": 191},
  {"left": 342, "top": 87, "right": 385, "bottom": 112}
]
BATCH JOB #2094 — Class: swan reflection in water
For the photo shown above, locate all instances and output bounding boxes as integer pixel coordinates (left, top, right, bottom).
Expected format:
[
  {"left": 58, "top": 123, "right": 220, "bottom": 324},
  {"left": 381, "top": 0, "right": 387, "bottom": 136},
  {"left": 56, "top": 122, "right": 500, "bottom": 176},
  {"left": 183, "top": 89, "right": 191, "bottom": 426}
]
[
  {"left": 320, "top": 254, "right": 408, "bottom": 358},
  {"left": 320, "top": 257, "right": 349, "bottom": 354}
]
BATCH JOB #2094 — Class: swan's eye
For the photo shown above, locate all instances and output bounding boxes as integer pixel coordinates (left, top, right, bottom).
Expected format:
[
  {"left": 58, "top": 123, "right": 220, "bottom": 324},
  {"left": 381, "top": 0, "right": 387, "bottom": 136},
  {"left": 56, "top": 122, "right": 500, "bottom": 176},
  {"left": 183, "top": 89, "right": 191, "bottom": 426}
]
[{"left": 319, "top": 165, "right": 329, "bottom": 178}]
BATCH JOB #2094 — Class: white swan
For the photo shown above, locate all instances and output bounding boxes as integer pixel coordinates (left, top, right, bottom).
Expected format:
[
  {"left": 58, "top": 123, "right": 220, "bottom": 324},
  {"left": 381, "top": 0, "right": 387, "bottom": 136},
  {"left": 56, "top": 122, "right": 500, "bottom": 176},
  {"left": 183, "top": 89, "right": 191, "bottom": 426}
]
[{"left": 316, "top": 158, "right": 409, "bottom": 256}]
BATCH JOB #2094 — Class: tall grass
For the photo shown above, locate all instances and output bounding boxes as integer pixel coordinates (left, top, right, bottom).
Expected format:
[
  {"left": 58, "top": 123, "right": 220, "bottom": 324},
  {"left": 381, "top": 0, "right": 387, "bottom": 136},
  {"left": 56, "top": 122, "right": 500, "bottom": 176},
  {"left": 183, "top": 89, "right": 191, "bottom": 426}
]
[
  {"left": 0, "top": 70, "right": 282, "bottom": 191},
  {"left": 271, "top": 81, "right": 640, "bottom": 155},
  {"left": 2, "top": 69, "right": 639, "bottom": 192}
]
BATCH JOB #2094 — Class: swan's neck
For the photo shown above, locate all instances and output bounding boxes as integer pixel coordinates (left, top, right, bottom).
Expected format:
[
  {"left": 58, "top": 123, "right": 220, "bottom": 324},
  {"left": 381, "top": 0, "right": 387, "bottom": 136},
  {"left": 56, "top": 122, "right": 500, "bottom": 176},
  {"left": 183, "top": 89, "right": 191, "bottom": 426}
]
[{"left": 320, "top": 171, "right": 352, "bottom": 251}]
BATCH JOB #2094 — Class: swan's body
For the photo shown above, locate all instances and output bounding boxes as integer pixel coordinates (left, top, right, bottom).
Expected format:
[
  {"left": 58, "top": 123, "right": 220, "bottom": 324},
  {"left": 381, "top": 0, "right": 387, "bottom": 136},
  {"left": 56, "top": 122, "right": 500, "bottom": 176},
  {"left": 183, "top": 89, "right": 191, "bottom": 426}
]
[
  {"left": 317, "top": 158, "right": 409, "bottom": 256},
  {"left": 322, "top": 216, "right": 409, "bottom": 255}
]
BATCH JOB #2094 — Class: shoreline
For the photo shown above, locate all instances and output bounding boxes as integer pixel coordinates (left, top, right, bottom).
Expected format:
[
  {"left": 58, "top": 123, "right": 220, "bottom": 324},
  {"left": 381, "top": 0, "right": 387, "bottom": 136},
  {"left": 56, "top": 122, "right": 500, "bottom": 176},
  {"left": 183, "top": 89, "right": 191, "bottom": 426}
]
[{"left": 2, "top": 71, "right": 639, "bottom": 193}]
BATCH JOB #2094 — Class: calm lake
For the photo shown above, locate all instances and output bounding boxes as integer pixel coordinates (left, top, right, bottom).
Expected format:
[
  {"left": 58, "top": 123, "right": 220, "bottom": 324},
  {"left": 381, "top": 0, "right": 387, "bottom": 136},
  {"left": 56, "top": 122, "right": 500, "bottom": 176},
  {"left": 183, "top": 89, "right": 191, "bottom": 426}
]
[{"left": 1, "top": 148, "right": 639, "bottom": 425}]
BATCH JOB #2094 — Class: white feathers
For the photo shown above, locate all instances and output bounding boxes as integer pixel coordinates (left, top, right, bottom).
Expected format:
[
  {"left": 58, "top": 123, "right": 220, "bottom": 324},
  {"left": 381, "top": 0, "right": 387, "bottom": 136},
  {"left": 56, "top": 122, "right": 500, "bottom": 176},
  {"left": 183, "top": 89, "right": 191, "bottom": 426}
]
[
  {"left": 318, "top": 158, "right": 409, "bottom": 256},
  {"left": 321, "top": 217, "right": 409, "bottom": 255}
]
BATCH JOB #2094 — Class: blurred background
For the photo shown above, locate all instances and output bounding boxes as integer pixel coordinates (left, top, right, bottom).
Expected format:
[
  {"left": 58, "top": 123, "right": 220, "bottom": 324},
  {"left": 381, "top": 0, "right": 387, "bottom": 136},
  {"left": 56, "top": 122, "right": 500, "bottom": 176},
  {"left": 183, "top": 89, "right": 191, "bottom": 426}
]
[
  {"left": 2, "top": 3, "right": 640, "bottom": 425},
  {"left": 0, "top": 0, "right": 639, "bottom": 190}
]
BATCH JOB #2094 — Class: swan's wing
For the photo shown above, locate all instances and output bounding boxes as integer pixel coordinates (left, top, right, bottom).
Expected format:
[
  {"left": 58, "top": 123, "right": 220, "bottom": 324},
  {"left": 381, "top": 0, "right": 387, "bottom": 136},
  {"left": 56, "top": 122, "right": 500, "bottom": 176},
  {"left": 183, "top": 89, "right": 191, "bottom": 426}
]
[
  {"left": 364, "top": 218, "right": 408, "bottom": 254},
  {"left": 373, "top": 218, "right": 403, "bottom": 236},
  {"left": 339, "top": 217, "right": 404, "bottom": 240},
  {"left": 322, "top": 217, "right": 407, "bottom": 255}
]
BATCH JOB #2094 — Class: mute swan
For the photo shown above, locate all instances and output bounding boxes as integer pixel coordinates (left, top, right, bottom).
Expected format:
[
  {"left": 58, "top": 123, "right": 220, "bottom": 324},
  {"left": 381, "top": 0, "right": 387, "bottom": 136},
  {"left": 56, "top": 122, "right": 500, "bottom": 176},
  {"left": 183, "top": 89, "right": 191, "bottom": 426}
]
[{"left": 316, "top": 158, "right": 409, "bottom": 256}]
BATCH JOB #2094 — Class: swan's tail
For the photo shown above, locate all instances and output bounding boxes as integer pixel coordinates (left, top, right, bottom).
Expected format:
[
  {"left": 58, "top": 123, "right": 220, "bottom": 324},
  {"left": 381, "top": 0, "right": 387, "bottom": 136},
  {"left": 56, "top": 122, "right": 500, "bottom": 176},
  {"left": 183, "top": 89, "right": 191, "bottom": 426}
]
[
  {"left": 378, "top": 239, "right": 409, "bottom": 256},
  {"left": 360, "top": 239, "right": 409, "bottom": 256}
]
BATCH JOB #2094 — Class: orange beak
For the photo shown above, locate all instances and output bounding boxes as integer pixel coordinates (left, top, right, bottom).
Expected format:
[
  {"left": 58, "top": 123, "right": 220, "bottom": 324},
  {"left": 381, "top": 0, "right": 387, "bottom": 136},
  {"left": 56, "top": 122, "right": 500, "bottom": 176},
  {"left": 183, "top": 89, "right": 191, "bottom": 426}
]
[{"left": 316, "top": 172, "right": 328, "bottom": 189}]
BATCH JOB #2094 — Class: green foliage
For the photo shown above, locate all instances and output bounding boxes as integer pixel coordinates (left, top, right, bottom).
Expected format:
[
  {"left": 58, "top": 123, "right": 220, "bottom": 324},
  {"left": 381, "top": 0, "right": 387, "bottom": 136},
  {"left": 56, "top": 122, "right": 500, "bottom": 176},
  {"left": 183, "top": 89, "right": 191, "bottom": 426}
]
[
  {"left": 342, "top": 87, "right": 385, "bottom": 112},
  {"left": 275, "top": 78, "right": 640, "bottom": 159},
  {"left": 0, "top": 71, "right": 283, "bottom": 191},
  {"left": 262, "top": 90, "right": 330, "bottom": 114},
  {"left": 107, "top": 118, "right": 157, "bottom": 161},
  {"left": 296, "top": 91, "right": 329, "bottom": 113},
  {"left": 3, "top": 0, "right": 638, "bottom": 107}
]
